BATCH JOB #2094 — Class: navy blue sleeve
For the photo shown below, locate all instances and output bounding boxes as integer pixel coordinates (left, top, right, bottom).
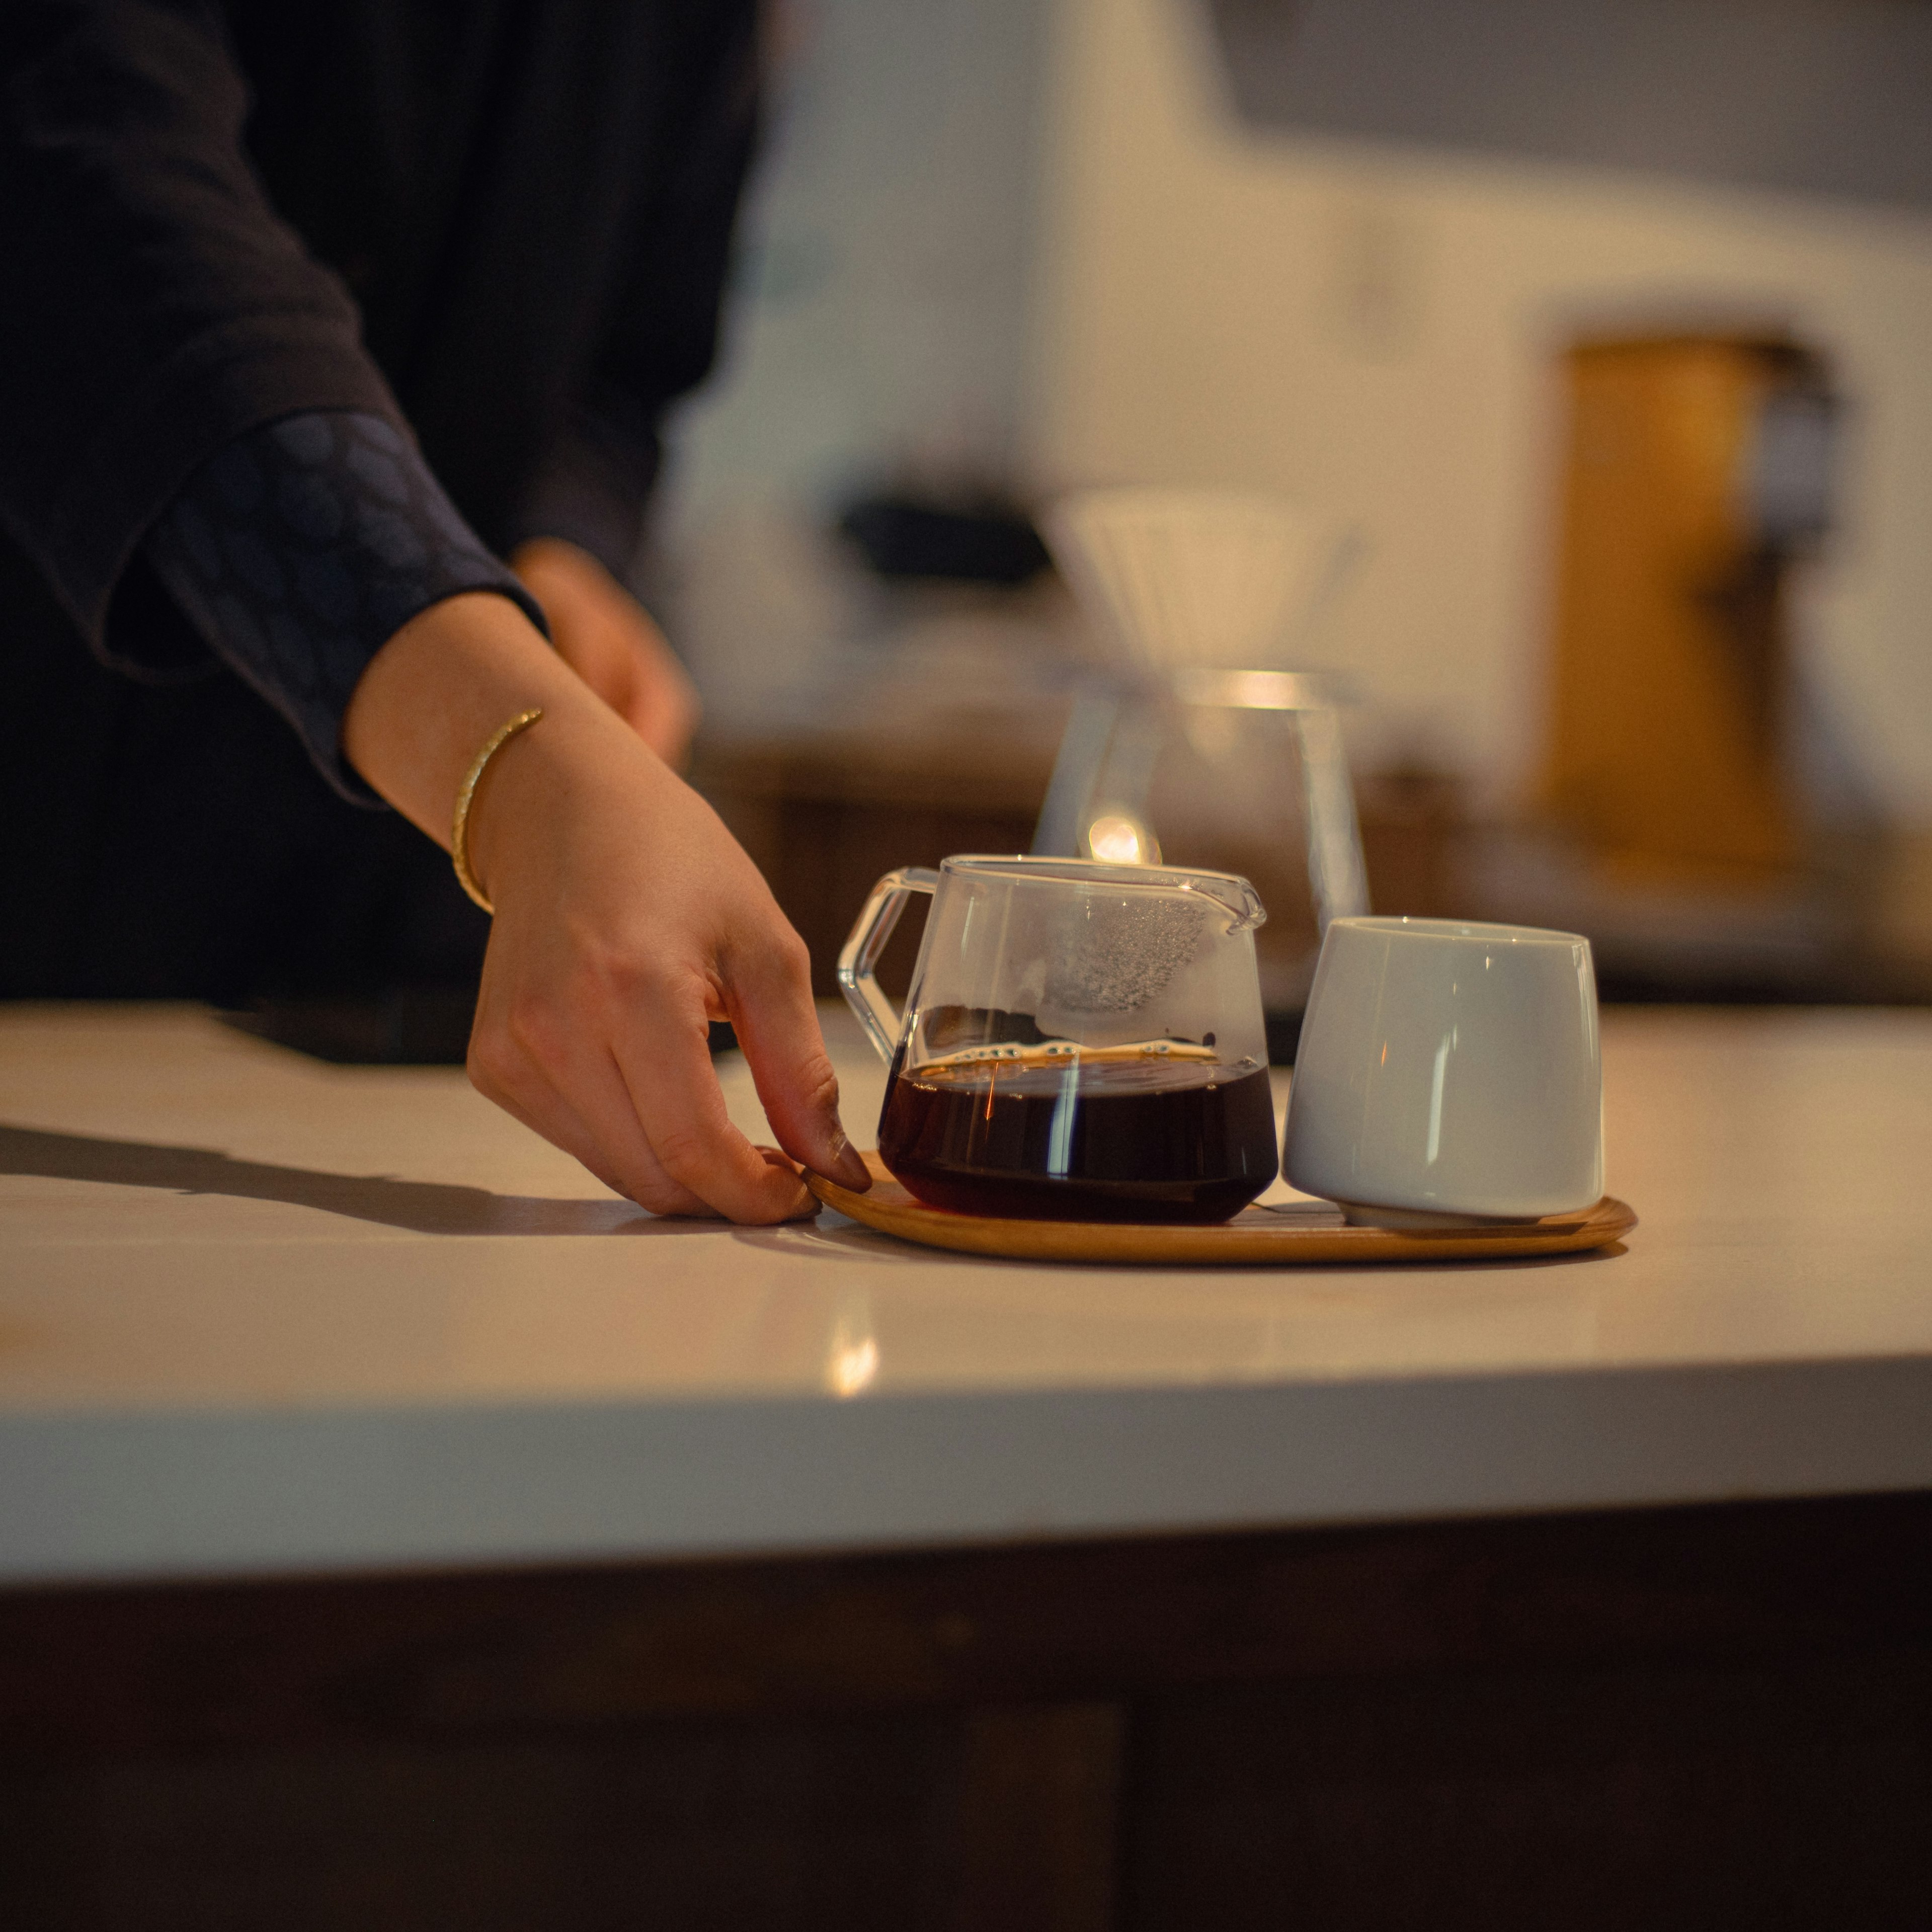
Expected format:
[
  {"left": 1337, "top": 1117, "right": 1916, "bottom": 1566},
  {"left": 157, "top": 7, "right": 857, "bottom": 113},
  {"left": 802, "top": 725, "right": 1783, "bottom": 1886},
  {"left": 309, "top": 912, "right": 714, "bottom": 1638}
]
[{"left": 144, "top": 411, "right": 548, "bottom": 806}]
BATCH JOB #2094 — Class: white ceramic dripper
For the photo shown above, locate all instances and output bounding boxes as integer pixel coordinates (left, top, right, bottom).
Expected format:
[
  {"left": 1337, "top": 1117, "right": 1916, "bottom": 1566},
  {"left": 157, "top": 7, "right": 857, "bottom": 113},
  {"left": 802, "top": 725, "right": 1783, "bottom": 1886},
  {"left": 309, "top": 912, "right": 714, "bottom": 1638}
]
[
  {"left": 1034, "top": 488, "right": 1371, "bottom": 947},
  {"left": 1041, "top": 487, "right": 1359, "bottom": 674}
]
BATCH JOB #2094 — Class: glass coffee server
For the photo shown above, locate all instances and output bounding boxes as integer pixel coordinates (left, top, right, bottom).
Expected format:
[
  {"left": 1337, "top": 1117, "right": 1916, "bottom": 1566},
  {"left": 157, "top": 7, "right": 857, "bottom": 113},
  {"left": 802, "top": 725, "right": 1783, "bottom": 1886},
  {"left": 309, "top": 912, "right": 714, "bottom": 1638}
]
[{"left": 838, "top": 855, "right": 1278, "bottom": 1224}]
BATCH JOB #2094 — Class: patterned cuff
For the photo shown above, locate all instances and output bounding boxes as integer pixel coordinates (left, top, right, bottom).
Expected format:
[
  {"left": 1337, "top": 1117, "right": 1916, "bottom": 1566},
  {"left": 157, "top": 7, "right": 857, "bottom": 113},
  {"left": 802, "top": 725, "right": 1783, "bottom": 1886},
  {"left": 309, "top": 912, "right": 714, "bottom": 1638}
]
[{"left": 145, "top": 412, "right": 549, "bottom": 805}]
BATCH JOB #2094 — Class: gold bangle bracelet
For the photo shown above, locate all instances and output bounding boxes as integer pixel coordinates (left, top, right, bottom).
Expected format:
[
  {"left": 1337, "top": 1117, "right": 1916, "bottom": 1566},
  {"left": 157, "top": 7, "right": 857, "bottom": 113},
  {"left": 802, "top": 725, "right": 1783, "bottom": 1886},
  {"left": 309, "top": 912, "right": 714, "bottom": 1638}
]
[{"left": 451, "top": 707, "right": 543, "bottom": 914}]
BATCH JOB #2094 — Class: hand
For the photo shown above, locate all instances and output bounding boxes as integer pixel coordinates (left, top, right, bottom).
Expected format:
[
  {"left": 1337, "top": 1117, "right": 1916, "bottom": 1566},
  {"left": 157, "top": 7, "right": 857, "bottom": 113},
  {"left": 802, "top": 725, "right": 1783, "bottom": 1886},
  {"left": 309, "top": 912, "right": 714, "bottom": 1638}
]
[
  {"left": 342, "top": 593, "right": 871, "bottom": 1222},
  {"left": 511, "top": 536, "right": 700, "bottom": 768}
]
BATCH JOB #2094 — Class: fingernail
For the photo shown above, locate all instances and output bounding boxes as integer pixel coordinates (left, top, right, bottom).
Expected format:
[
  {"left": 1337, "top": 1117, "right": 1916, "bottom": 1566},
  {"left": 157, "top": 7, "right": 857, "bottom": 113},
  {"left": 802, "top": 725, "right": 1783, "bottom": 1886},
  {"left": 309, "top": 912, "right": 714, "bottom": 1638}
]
[{"left": 829, "top": 1126, "right": 872, "bottom": 1190}]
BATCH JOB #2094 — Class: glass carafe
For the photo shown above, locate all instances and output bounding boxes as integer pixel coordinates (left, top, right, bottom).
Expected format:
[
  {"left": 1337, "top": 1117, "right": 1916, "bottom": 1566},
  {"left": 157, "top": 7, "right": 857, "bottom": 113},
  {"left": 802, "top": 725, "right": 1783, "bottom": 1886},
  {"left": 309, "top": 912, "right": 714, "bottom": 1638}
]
[{"left": 838, "top": 855, "right": 1276, "bottom": 1224}]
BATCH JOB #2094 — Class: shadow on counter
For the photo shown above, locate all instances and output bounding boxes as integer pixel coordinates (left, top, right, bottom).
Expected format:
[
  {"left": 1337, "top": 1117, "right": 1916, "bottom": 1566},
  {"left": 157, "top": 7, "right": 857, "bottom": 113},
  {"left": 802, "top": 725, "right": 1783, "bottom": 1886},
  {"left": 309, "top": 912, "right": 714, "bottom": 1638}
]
[{"left": 0, "top": 1124, "right": 709, "bottom": 1238}]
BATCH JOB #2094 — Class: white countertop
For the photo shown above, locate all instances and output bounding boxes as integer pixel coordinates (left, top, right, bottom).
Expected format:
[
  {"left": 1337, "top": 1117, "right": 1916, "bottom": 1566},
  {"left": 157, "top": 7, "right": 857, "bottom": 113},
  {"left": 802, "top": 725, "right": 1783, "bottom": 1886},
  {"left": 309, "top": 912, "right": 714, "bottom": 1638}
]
[{"left": 2, "top": 1001, "right": 1928, "bottom": 1585}]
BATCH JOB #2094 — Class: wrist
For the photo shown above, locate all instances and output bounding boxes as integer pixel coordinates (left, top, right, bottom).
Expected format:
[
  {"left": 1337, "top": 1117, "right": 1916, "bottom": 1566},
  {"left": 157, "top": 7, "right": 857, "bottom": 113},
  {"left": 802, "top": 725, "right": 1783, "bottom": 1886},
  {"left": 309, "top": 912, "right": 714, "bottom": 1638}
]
[
  {"left": 458, "top": 668, "right": 672, "bottom": 915},
  {"left": 342, "top": 591, "right": 594, "bottom": 845}
]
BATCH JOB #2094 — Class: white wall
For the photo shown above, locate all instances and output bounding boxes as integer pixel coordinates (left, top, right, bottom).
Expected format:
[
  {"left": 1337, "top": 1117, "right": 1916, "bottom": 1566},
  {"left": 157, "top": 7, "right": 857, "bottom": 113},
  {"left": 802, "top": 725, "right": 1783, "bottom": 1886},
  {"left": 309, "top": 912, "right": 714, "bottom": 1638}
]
[{"left": 1022, "top": 0, "right": 1932, "bottom": 819}]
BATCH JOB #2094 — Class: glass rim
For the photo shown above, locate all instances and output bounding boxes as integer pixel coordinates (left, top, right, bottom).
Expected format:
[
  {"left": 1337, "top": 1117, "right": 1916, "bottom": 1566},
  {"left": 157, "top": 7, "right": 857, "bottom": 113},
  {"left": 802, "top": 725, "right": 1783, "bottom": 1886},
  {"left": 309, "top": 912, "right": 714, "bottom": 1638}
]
[
  {"left": 1331, "top": 915, "right": 1591, "bottom": 948},
  {"left": 937, "top": 854, "right": 1267, "bottom": 930},
  {"left": 938, "top": 853, "right": 1252, "bottom": 890}
]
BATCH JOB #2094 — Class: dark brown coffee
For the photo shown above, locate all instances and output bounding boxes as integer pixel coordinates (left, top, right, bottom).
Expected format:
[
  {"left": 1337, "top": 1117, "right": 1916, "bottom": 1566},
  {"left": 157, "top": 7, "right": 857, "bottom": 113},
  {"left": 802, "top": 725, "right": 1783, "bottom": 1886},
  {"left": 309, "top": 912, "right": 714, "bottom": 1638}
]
[{"left": 877, "top": 1054, "right": 1277, "bottom": 1224}]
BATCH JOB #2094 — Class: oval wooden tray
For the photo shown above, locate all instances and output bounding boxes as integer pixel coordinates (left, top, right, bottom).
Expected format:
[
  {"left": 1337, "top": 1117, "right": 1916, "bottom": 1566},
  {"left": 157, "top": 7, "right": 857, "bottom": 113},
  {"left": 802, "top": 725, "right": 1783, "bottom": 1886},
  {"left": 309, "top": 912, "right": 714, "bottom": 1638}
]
[{"left": 806, "top": 1152, "right": 1635, "bottom": 1267}]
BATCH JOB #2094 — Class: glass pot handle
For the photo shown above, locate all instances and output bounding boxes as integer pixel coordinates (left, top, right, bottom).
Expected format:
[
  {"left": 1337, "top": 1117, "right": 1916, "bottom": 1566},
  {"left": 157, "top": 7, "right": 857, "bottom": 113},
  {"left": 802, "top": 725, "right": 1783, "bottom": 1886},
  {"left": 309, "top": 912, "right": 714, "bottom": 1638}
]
[{"left": 837, "top": 867, "right": 940, "bottom": 1063}]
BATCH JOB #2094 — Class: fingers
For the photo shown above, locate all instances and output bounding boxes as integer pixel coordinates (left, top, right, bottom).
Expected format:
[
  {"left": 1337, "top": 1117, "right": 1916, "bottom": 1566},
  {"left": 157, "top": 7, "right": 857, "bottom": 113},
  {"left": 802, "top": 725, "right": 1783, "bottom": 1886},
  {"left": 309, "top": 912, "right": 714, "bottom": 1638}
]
[
  {"left": 474, "top": 952, "right": 817, "bottom": 1223},
  {"left": 753, "top": 1144, "right": 824, "bottom": 1223},
  {"left": 488, "top": 1072, "right": 695, "bottom": 1214},
  {"left": 727, "top": 927, "right": 873, "bottom": 1192},
  {"left": 630, "top": 633, "right": 700, "bottom": 768},
  {"left": 612, "top": 991, "right": 817, "bottom": 1224},
  {"left": 470, "top": 1005, "right": 715, "bottom": 1218}
]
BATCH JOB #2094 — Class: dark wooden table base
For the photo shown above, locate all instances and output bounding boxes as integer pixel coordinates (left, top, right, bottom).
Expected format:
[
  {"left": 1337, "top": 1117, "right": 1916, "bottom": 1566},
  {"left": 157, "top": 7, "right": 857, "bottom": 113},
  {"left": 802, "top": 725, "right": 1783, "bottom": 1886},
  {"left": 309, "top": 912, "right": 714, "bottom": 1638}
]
[{"left": 4, "top": 1492, "right": 1928, "bottom": 1930}]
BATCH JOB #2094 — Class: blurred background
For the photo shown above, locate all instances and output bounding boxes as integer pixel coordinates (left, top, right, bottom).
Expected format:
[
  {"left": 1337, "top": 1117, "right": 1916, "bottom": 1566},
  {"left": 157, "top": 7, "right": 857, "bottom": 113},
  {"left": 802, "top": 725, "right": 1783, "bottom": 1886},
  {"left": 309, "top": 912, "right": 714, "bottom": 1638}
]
[{"left": 649, "top": 0, "right": 1932, "bottom": 1025}]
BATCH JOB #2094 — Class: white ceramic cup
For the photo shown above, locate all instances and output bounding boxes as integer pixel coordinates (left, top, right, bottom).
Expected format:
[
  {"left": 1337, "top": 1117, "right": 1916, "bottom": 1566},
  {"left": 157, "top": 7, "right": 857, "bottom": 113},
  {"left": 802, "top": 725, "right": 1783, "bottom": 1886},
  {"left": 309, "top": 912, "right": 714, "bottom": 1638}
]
[{"left": 1282, "top": 917, "right": 1603, "bottom": 1226}]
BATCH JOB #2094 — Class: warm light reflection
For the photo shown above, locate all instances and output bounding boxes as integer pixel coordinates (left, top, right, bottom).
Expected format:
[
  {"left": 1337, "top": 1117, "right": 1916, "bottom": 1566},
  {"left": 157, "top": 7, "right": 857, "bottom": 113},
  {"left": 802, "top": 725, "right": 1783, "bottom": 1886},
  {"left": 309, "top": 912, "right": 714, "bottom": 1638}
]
[
  {"left": 825, "top": 1291, "right": 880, "bottom": 1398},
  {"left": 828, "top": 1334, "right": 879, "bottom": 1398},
  {"left": 1087, "top": 812, "right": 1157, "bottom": 865}
]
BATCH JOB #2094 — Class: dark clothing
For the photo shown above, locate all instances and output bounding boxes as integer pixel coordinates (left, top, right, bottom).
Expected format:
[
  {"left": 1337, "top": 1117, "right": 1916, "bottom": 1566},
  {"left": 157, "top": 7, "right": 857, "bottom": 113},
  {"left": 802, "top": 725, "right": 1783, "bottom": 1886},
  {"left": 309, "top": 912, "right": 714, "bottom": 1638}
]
[
  {"left": 2, "top": 537, "right": 490, "bottom": 1001},
  {"left": 0, "top": 0, "right": 758, "bottom": 999},
  {"left": 147, "top": 412, "right": 546, "bottom": 801}
]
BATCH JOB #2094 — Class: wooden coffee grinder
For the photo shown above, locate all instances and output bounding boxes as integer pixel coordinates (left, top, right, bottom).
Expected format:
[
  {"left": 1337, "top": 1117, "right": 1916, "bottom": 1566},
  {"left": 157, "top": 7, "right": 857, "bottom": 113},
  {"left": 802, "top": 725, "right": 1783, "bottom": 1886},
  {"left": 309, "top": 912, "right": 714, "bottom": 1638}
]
[{"left": 1542, "top": 334, "right": 1836, "bottom": 880}]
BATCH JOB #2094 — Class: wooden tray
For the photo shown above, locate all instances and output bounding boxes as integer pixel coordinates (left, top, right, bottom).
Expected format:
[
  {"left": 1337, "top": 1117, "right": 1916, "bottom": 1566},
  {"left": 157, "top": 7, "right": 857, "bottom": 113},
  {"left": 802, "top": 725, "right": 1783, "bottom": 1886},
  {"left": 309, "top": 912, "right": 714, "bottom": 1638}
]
[{"left": 807, "top": 1152, "right": 1636, "bottom": 1267}]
